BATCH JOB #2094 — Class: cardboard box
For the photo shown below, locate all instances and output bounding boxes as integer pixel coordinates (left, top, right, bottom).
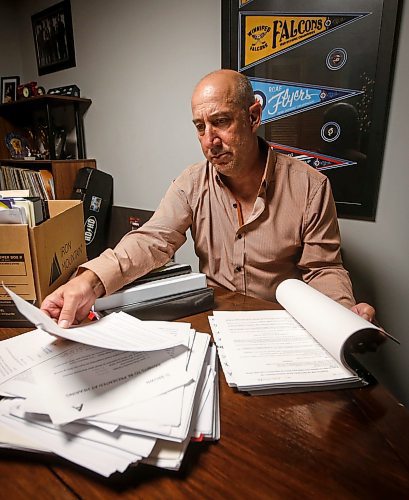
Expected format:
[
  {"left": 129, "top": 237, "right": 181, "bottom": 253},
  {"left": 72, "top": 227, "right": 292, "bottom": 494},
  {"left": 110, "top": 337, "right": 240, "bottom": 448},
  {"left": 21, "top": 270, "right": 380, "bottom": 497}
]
[{"left": 0, "top": 200, "right": 87, "bottom": 327}]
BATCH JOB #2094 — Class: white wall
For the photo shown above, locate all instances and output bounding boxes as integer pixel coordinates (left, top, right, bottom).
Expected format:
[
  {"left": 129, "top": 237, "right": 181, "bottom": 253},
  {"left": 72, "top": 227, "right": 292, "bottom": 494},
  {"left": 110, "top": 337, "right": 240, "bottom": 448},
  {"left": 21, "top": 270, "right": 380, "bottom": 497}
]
[
  {"left": 339, "top": 1, "right": 409, "bottom": 405},
  {"left": 0, "top": 1, "right": 23, "bottom": 76},
  {"left": 3, "top": 0, "right": 409, "bottom": 405}
]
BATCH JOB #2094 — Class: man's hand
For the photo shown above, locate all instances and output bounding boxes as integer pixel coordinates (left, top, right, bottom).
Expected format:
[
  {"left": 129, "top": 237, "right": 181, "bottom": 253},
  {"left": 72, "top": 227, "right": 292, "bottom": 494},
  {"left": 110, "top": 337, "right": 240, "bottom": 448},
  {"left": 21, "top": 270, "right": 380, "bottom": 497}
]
[
  {"left": 349, "top": 302, "right": 388, "bottom": 353},
  {"left": 350, "top": 302, "right": 376, "bottom": 322},
  {"left": 40, "top": 270, "right": 105, "bottom": 328}
]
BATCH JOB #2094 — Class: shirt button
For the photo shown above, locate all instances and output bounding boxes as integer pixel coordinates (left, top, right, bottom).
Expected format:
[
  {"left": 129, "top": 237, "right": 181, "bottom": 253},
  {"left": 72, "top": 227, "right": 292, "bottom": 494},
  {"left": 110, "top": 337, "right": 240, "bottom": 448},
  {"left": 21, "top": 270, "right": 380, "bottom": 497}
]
[{"left": 235, "top": 266, "right": 242, "bottom": 272}]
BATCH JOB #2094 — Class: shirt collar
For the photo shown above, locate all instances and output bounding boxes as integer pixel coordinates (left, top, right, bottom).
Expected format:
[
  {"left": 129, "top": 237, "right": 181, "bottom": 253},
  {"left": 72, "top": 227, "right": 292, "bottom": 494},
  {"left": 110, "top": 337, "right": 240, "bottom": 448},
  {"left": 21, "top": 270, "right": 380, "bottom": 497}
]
[{"left": 259, "top": 137, "right": 276, "bottom": 191}]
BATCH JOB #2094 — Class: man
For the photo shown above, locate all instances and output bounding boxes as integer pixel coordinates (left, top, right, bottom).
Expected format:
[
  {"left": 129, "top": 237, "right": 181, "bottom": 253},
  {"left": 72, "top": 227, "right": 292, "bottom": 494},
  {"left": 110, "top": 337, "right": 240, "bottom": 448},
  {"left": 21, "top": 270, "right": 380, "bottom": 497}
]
[{"left": 41, "top": 69, "right": 375, "bottom": 327}]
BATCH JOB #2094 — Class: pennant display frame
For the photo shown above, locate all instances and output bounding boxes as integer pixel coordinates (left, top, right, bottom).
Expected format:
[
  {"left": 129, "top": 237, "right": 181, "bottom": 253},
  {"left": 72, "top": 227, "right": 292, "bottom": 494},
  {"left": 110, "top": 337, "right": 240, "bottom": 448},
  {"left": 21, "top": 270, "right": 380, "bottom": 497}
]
[{"left": 221, "top": 0, "right": 401, "bottom": 220}]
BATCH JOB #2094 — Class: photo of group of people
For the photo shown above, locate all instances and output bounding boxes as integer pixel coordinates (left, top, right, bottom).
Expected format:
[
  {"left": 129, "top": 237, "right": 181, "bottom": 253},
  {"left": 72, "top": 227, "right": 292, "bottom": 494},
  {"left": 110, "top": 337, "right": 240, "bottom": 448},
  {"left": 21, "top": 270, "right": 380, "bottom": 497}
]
[
  {"left": 34, "top": 13, "right": 68, "bottom": 67},
  {"left": 32, "top": 0, "right": 76, "bottom": 75}
]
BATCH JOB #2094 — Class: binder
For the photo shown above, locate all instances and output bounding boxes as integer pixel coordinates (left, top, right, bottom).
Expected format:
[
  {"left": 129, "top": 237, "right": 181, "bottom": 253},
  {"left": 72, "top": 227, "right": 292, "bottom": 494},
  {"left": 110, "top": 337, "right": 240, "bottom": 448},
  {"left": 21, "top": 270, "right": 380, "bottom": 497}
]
[
  {"left": 94, "top": 272, "right": 207, "bottom": 311},
  {"left": 102, "top": 287, "right": 214, "bottom": 321}
]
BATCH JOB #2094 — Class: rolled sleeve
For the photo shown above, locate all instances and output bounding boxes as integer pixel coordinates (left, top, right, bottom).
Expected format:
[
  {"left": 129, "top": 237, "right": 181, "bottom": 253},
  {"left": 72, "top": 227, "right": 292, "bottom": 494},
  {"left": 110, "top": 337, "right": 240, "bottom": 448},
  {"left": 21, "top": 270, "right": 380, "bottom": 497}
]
[
  {"left": 298, "top": 177, "right": 355, "bottom": 308},
  {"left": 80, "top": 178, "right": 193, "bottom": 296}
]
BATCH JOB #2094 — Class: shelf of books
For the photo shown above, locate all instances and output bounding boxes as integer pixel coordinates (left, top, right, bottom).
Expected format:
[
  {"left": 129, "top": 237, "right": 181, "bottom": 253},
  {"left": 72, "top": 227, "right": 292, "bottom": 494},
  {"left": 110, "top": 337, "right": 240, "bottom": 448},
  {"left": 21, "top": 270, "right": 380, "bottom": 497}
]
[{"left": 0, "top": 158, "right": 96, "bottom": 199}]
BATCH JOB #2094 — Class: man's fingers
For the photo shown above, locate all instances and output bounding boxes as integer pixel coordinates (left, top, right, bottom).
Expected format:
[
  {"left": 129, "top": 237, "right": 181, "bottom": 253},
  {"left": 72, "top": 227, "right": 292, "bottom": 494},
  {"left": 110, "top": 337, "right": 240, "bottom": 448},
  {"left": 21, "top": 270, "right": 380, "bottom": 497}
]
[
  {"left": 351, "top": 302, "right": 376, "bottom": 323},
  {"left": 41, "top": 271, "right": 103, "bottom": 328},
  {"left": 40, "top": 295, "right": 64, "bottom": 320},
  {"left": 57, "top": 291, "right": 84, "bottom": 328}
]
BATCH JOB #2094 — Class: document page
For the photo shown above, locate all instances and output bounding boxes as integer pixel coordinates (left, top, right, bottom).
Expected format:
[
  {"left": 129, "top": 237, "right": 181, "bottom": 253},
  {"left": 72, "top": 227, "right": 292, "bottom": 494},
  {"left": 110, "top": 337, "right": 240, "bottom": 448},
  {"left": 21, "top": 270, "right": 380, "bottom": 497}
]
[
  {"left": 0, "top": 408, "right": 138, "bottom": 477},
  {"left": 0, "top": 329, "right": 72, "bottom": 385},
  {"left": 275, "top": 279, "right": 386, "bottom": 366},
  {"left": 4, "top": 342, "right": 191, "bottom": 425},
  {"left": 90, "top": 332, "right": 211, "bottom": 442},
  {"left": 3, "top": 285, "right": 187, "bottom": 351},
  {"left": 211, "top": 311, "right": 356, "bottom": 389}
]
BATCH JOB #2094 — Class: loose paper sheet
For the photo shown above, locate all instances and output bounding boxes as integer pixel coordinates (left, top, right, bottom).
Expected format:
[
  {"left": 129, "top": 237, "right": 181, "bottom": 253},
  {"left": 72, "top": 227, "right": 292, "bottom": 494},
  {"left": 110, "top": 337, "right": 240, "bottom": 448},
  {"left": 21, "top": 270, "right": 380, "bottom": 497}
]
[
  {"left": 275, "top": 279, "right": 386, "bottom": 364},
  {"left": 3, "top": 285, "right": 187, "bottom": 351}
]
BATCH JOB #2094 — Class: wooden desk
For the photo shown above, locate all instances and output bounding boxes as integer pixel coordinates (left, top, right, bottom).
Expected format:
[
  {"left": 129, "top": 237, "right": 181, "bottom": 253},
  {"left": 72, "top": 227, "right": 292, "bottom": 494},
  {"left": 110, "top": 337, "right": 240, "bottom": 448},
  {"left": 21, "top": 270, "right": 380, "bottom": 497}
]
[{"left": 1, "top": 288, "right": 409, "bottom": 498}]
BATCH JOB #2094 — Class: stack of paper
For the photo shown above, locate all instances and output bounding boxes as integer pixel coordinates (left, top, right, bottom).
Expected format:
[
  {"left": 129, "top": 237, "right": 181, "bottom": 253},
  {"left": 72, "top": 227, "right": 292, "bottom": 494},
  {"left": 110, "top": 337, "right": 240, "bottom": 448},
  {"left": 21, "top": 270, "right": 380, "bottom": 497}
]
[
  {"left": 0, "top": 196, "right": 49, "bottom": 226},
  {"left": 209, "top": 279, "right": 389, "bottom": 395},
  {"left": 209, "top": 309, "right": 363, "bottom": 394},
  {"left": 0, "top": 287, "right": 219, "bottom": 476}
]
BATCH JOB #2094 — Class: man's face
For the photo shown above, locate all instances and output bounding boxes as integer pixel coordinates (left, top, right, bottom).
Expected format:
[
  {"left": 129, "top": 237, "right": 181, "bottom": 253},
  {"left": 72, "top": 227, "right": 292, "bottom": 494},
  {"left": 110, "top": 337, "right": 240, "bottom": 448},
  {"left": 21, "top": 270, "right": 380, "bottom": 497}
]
[{"left": 191, "top": 80, "right": 259, "bottom": 178}]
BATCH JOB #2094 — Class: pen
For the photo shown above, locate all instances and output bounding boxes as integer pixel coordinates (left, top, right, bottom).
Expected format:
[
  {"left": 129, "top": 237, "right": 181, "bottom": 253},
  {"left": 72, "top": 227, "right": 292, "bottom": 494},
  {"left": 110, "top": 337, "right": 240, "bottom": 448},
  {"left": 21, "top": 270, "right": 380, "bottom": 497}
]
[{"left": 87, "top": 306, "right": 102, "bottom": 321}]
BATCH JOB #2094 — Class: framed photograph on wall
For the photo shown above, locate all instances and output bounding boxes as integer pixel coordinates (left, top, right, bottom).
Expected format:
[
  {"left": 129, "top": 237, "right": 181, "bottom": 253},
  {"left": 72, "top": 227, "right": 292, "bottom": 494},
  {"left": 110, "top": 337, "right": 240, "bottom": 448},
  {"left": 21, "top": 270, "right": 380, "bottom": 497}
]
[
  {"left": 32, "top": 0, "right": 76, "bottom": 76},
  {"left": 1, "top": 76, "right": 20, "bottom": 103},
  {"left": 222, "top": 0, "right": 401, "bottom": 220}
]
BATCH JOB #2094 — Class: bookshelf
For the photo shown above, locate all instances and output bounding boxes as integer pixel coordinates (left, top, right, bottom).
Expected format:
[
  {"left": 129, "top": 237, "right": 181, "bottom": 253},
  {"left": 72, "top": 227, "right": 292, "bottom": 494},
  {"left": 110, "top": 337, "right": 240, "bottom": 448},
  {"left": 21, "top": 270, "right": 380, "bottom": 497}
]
[
  {"left": 0, "top": 95, "right": 96, "bottom": 199},
  {"left": 0, "top": 158, "right": 96, "bottom": 199}
]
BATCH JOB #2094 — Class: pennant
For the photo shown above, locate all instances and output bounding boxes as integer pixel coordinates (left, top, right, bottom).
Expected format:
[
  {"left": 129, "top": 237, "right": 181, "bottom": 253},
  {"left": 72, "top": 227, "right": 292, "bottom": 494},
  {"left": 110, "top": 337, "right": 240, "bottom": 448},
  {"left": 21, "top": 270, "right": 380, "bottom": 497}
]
[
  {"left": 250, "top": 78, "right": 363, "bottom": 124},
  {"left": 239, "top": 0, "right": 254, "bottom": 7},
  {"left": 240, "top": 13, "right": 369, "bottom": 70},
  {"left": 269, "top": 142, "right": 356, "bottom": 171}
]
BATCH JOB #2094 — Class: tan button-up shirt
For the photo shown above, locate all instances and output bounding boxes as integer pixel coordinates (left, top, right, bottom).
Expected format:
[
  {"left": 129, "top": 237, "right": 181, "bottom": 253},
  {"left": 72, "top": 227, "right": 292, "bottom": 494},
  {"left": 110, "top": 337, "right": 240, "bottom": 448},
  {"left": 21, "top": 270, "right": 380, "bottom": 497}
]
[{"left": 82, "top": 142, "right": 355, "bottom": 308}]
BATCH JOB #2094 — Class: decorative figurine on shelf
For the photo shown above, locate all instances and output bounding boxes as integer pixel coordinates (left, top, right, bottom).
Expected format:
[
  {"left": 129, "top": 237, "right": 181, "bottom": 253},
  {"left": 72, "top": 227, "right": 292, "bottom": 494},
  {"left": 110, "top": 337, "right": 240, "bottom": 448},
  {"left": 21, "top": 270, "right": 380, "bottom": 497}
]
[
  {"left": 17, "top": 81, "right": 46, "bottom": 99},
  {"left": 18, "top": 127, "right": 47, "bottom": 160},
  {"left": 5, "top": 132, "right": 31, "bottom": 159}
]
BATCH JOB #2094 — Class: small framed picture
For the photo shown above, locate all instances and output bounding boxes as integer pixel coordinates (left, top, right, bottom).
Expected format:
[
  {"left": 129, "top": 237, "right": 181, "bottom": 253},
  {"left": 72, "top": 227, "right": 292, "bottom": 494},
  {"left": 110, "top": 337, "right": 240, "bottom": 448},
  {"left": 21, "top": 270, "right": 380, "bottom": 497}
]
[
  {"left": 31, "top": 0, "right": 76, "bottom": 76},
  {"left": 1, "top": 76, "right": 20, "bottom": 104}
]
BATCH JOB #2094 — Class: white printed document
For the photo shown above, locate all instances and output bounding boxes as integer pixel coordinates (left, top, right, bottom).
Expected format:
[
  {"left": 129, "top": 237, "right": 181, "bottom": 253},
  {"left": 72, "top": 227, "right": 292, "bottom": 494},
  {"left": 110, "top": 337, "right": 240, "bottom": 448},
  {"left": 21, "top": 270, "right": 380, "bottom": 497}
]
[
  {"left": 0, "top": 329, "right": 72, "bottom": 387},
  {"left": 8, "top": 341, "right": 192, "bottom": 425},
  {"left": 3, "top": 285, "right": 186, "bottom": 351},
  {"left": 210, "top": 279, "right": 393, "bottom": 394},
  {"left": 0, "top": 316, "right": 218, "bottom": 477}
]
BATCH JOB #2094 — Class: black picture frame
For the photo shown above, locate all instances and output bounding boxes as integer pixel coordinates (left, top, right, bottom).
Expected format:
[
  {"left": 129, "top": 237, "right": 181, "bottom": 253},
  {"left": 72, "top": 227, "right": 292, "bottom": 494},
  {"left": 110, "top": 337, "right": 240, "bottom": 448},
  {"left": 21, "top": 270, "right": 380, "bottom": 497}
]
[
  {"left": 0, "top": 76, "right": 20, "bottom": 103},
  {"left": 31, "top": 0, "right": 76, "bottom": 76},
  {"left": 221, "top": 0, "right": 401, "bottom": 220}
]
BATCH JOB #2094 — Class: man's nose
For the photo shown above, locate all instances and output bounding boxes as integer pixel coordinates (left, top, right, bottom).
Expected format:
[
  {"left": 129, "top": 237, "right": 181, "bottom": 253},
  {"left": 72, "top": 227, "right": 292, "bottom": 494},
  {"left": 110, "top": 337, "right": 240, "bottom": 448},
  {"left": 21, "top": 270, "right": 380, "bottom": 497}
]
[{"left": 202, "top": 126, "right": 221, "bottom": 148}]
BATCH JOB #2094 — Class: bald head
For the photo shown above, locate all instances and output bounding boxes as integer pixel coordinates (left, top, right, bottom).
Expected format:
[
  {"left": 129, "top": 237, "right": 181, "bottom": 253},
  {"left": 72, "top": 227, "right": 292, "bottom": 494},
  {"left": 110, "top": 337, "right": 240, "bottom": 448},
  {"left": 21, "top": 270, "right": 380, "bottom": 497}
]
[{"left": 192, "top": 69, "right": 255, "bottom": 111}]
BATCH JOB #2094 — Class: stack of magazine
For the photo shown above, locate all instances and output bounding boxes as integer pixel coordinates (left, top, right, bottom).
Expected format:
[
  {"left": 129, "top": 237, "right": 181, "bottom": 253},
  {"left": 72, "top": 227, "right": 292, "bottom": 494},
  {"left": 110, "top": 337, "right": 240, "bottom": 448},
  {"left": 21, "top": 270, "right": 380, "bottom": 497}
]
[
  {"left": 0, "top": 286, "right": 220, "bottom": 476},
  {"left": 95, "top": 262, "right": 214, "bottom": 321}
]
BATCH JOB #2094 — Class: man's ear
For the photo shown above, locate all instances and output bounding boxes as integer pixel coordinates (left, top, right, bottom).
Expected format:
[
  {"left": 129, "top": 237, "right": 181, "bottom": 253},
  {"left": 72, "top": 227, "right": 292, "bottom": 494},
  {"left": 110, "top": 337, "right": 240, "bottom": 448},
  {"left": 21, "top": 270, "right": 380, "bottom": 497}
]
[{"left": 249, "top": 101, "right": 262, "bottom": 131}]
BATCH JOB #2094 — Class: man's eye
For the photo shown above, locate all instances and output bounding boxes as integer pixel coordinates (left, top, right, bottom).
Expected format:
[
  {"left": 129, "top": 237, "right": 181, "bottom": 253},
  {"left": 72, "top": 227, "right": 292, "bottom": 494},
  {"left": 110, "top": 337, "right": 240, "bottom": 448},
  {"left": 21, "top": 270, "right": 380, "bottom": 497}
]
[
  {"left": 215, "top": 118, "right": 228, "bottom": 126},
  {"left": 195, "top": 124, "right": 205, "bottom": 134}
]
